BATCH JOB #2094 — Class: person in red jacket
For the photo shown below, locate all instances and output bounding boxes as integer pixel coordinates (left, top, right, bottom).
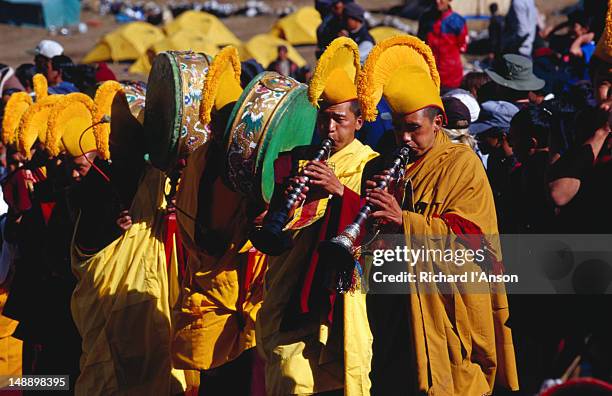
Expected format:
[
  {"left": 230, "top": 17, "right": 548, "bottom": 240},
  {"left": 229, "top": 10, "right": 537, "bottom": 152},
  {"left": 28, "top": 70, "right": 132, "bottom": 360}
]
[{"left": 418, "top": 0, "right": 468, "bottom": 90}]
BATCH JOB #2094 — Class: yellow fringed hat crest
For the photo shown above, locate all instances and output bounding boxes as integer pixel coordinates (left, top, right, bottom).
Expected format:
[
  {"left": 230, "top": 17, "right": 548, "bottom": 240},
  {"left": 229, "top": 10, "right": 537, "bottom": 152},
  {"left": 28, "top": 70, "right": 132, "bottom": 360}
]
[
  {"left": 2, "top": 92, "right": 33, "bottom": 146},
  {"left": 357, "top": 35, "right": 443, "bottom": 122},
  {"left": 33, "top": 74, "right": 48, "bottom": 101},
  {"left": 308, "top": 37, "right": 360, "bottom": 108},
  {"left": 199, "top": 45, "right": 243, "bottom": 126},
  {"left": 594, "top": 0, "right": 612, "bottom": 64},
  {"left": 46, "top": 92, "right": 97, "bottom": 158},
  {"left": 17, "top": 95, "right": 62, "bottom": 158},
  {"left": 93, "top": 80, "right": 125, "bottom": 160}
]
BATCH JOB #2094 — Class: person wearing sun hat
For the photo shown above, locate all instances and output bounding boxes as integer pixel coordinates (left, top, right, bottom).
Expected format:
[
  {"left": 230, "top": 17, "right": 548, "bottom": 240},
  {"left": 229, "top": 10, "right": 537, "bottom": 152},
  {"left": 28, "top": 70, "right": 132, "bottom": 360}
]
[
  {"left": 358, "top": 35, "right": 519, "bottom": 395},
  {"left": 485, "top": 53, "right": 545, "bottom": 108},
  {"left": 170, "top": 46, "right": 269, "bottom": 396},
  {"left": 255, "top": 37, "right": 378, "bottom": 396}
]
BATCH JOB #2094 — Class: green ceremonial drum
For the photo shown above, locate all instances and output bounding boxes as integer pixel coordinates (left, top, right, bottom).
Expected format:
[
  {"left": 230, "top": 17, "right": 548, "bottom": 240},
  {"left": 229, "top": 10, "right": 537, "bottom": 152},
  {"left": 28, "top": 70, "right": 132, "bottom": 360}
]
[
  {"left": 144, "top": 50, "right": 212, "bottom": 172},
  {"left": 224, "top": 71, "right": 317, "bottom": 204}
]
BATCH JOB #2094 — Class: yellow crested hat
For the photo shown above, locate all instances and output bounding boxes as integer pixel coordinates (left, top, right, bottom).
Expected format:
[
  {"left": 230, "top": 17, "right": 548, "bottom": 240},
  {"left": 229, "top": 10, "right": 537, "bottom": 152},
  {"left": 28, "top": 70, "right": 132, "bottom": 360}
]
[
  {"left": 2, "top": 92, "right": 32, "bottom": 146},
  {"left": 594, "top": 0, "right": 612, "bottom": 64},
  {"left": 46, "top": 93, "right": 97, "bottom": 158},
  {"left": 92, "top": 80, "right": 125, "bottom": 160},
  {"left": 33, "top": 73, "right": 48, "bottom": 101},
  {"left": 199, "top": 45, "right": 243, "bottom": 126},
  {"left": 358, "top": 35, "right": 444, "bottom": 121},
  {"left": 308, "top": 37, "right": 360, "bottom": 107},
  {"left": 17, "top": 95, "right": 62, "bottom": 158}
]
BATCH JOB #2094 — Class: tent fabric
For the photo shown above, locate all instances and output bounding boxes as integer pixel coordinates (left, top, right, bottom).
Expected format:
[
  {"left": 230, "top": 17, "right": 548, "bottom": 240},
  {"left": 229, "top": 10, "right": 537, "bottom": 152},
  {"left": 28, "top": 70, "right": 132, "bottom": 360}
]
[
  {"left": 452, "top": 0, "right": 511, "bottom": 17},
  {"left": 370, "top": 26, "right": 409, "bottom": 43},
  {"left": 0, "top": 0, "right": 80, "bottom": 28},
  {"left": 129, "top": 30, "right": 219, "bottom": 75},
  {"left": 239, "top": 34, "right": 306, "bottom": 69},
  {"left": 82, "top": 22, "right": 165, "bottom": 63},
  {"left": 269, "top": 6, "right": 321, "bottom": 46},
  {"left": 164, "top": 11, "right": 240, "bottom": 47}
]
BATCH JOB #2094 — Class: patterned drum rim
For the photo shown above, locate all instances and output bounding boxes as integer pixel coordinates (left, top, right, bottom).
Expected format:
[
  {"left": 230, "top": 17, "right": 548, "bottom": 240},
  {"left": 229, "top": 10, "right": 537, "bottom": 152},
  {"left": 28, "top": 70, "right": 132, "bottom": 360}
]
[
  {"left": 120, "top": 80, "right": 147, "bottom": 123},
  {"left": 224, "top": 72, "right": 303, "bottom": 198},
  {"left": 144, "top": 50, "right": 212, "bottom": 172}
]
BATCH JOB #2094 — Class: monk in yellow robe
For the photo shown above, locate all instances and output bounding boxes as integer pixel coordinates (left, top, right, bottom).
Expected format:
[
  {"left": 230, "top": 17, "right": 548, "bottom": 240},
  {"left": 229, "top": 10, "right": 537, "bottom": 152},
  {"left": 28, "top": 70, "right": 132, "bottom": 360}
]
[
  {"left": 359, "top": 36, "right": 519, "bottom": 395},
  {"left": 0, "top": 279, "right": 22, "bottom": 384},
  {"left": 255, "top": 37, "right": 379, "bottom": 396},
  {"left": 172, "top": 46, "right": 267, "bottom": 395},
  {"left": 43, "top": 88, "right": 183, "bottom": 395}
]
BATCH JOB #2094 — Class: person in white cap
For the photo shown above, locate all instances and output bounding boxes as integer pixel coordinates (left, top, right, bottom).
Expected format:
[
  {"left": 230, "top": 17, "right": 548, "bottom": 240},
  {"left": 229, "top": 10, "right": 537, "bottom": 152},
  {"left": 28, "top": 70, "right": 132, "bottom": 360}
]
[{"left": 32, "top": 40, "right": 64, "bottom": 81}]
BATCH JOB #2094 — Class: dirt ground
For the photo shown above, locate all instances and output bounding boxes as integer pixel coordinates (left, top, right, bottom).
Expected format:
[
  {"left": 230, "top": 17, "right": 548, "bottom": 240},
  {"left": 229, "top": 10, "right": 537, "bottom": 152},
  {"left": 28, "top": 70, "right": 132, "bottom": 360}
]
[{"left": 0, "top": 0, "right": 578, "bottom": 81}]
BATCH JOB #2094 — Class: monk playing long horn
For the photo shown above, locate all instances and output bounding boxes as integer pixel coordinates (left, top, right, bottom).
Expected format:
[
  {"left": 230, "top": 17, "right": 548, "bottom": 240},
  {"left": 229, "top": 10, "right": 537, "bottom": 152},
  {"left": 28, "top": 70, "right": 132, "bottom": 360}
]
[
  {"left": 256, "top": 37, "right": 379, "bottom": 396},
  {"left": 359, "top": 36, "right": 519, "bottom": 396}
]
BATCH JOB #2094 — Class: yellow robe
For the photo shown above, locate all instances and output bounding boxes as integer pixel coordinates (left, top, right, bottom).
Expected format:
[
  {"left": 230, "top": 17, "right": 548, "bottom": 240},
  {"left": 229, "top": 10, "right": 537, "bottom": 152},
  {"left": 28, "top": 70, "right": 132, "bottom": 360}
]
[
  {"left": 397, "top": 132, "right": 519, "bottom": 395},
  {"left": 257, "top": 139, "right": 379, "bottom": 396},
  {"left": 0, "top": 287, "right": 21, "bottom": 381},
  {"left": 172, "top": 143, "right": 266, "bottom": 371},
  {"left": 71, "top": 167, "right": 184, "bottom": 395}
]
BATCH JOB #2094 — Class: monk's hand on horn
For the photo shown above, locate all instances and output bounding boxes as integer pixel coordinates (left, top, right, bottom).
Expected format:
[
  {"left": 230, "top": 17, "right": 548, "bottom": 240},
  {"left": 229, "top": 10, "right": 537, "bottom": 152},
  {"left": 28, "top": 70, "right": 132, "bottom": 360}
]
[
  {"left": 285, "top": 176, "right": 309, "bottom": 211},
  {"left": 304, "top": 160, "right": 344, "bottom": 197},
  {"left": 366, "top": 186, "right": 403, "bottom": 230}
]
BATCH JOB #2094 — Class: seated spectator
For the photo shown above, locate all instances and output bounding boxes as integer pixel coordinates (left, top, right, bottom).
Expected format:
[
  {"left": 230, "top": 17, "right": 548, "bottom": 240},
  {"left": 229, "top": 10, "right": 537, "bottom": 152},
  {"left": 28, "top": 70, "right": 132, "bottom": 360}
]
[
  {"left": 566, "top": 12, "right": 596, "bottom": 81},
  {"left": 485, "top": 53, "right": 546, "bottom": 108},
  {"left": 241, "top": 59, "right": 265, "bottom": 87},
  {"left": 461, "top": 71, "right": 492, "bottom": 102},
  {"left": 507, "top": 105, "right": 557, "bottom": 233},
  {"left": 444, "top": 88, "right": 481, "bottom": 124},
  {"left": 441, "top": 96, "right": 477, "bottom": 150},
  {"left": 340, "top": 2, "right": 374, "bottom": 63},
  {"left": 48, "top": 55, "right": 79, "bottom": 94},
  {"left": 267, "top": 45, "right": 298, "bottom": 79},
  {"left": 316, "top": 0, "right": 350, "bottom": 58},
  {"left": 31, "top": 40, "right": 64, "bottom": 80},
  {"left": 418, "top": 0, "right": 467, "bottom": 90},
  {"left": 15, "top": 64, "right": 36, "bottom": 93},
  {"left": 548, "top": 106, "right": 611, "bottom": 233},
  {"left": 470, "top": 101, "right": 519, "bottom": 232}
]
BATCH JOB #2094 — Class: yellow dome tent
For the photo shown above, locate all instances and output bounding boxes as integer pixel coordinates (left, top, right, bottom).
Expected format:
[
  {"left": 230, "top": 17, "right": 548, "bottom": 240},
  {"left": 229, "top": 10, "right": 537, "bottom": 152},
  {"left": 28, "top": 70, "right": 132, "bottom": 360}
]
[
  {"left": 269, "top": 6, "right": 321, "bottom": 46},
  {"left": 239, "top": 34, "right": 306, "bottom": 69},
  {"left": 164, "top": 11, "right": 240, "bottom": 47},
  {"left": 82, "top": 22, "right": 165, "bottom": 63},
  {"left": 129, "top": 30, "right": 219, "bottom": 75},
  {"left": 370, "top": 27, "right": 409, "bottom": 43}
]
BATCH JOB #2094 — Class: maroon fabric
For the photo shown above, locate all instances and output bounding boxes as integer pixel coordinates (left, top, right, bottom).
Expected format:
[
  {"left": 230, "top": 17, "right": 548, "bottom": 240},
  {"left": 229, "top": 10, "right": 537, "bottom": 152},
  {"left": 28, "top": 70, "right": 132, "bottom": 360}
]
[
  {"left": 436, "top": 212, "right": 505, "bottom": 275},
  {"left": 299, "top": 187, "right": 364, "bottom": 324},
  {"left": 249, "top": 348, "right": 266, "bottom": 396},
  {"left": 40, "top": 202, "right": 56, "bottom": 226},
  {"left": 541, "top": 377, "right": 612, "bottom": 396},
  {"left": 273, "top": 153, "right": 293, "bottom": 183},
  {"left": 2, "top": 169, "right": 38, "bottom": 213},
  {"left": 95, "top": 62, "right": 117, "bottom": 82},
  {"left": 163, "top": 213, "right": 177, "bottom": 272}
]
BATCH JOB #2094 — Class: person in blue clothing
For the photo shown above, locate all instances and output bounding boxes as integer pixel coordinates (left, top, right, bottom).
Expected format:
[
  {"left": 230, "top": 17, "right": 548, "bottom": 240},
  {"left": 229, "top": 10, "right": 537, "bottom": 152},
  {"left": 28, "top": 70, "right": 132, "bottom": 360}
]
[
  {"left": 316, "top": 0, "right": 352, "bottom": 58},
  {"left": 47, "top": 55, "right": 79, "bottom": 94},
  {"left": 340, "top": 2, "right": 374, "bottom": 63}
]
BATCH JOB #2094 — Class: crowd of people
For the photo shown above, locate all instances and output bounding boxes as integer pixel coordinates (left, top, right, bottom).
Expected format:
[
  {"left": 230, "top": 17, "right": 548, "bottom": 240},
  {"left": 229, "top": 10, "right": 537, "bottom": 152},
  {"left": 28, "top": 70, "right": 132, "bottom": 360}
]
[{"left": 0, "top": 0, "right": 611, "bottom": 395}]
